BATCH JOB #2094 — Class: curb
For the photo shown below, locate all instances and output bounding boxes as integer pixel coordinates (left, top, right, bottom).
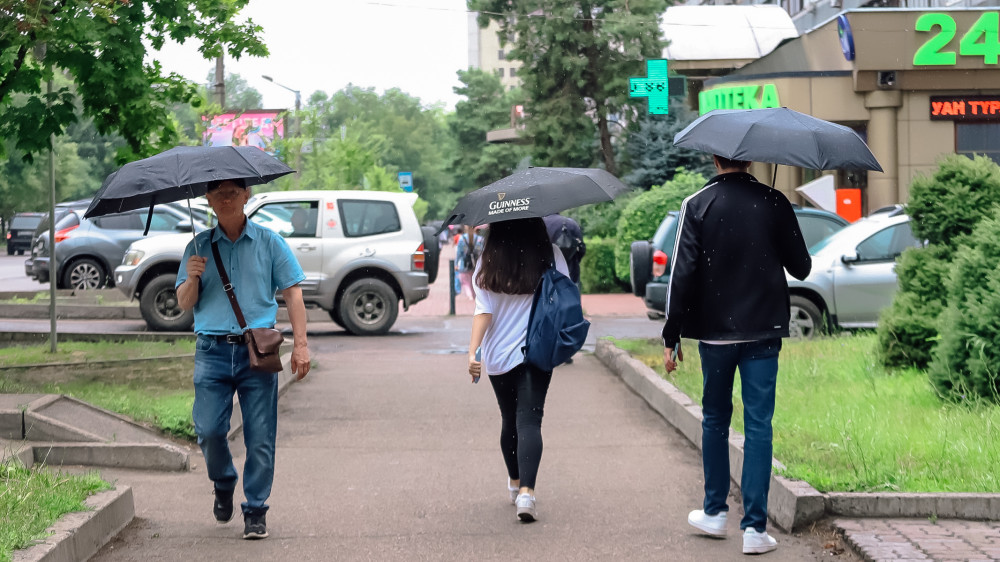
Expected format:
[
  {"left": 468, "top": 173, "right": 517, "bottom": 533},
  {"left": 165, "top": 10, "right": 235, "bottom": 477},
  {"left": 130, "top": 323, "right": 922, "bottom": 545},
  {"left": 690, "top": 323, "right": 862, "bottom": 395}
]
[
  {"left": 11, "top": 486, "right": 134, "bottom": 562},
  {"left": 0, "top": 331, "right": 195, "bottom": 345},
  {"left": 593, "top": 339, "right": 1000, "bottom": 530}
]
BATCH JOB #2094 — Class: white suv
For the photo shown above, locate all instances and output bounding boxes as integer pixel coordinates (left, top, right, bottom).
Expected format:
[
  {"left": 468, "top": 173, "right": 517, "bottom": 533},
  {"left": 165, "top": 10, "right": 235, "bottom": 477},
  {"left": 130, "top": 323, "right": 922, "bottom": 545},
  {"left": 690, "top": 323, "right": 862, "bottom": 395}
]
[{"left": 114, "top": 190, "right": 433, "bottom": 335}]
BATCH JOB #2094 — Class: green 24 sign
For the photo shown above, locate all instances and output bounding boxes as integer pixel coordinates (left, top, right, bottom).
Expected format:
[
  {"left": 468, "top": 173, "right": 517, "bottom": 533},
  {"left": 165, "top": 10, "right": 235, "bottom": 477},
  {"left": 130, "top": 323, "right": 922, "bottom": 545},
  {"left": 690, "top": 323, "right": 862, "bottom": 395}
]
[{"left": 914, "top": 12, "right": 999, "bottom": 65}]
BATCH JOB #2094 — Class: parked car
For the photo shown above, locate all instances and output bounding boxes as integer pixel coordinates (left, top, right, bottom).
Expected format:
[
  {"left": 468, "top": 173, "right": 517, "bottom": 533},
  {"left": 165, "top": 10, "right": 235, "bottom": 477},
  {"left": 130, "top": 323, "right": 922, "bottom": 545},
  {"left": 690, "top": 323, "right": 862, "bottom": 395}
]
[
  {"left": 6, "top": 212, "right": 46, "bottom": 255},
  {"left": 630, "top": 205, "right": 850, "bottom": 319},
  {"left": 27, "top": 203, "right": 205, "bottom": 290},
  {"left": 115, "top": 190, "right": 436, "bottom": 334},
  {"left": 23, "top": 200, "right": 91, "bottom": 279},
  {"left": 787, "top": 205, "right": 920, "bottom": 338}
]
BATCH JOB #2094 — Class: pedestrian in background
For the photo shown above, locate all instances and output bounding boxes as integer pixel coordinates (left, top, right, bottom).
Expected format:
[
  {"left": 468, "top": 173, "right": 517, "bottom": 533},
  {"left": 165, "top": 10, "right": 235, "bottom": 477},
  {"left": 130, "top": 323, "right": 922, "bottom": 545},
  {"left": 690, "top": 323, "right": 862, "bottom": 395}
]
[
  {"left": 467, "top": 217, "right": 569, "bottom": 523},
  {"left": 661, "top": 155, "right": 811, "bottom": 555},
  {"left": 177, "top": 178, "right": 311, "bottom": 541},
  {"left": 455, "top": 225, "right": 483, "bottom": 300},
  {"left": 543, "top": 213, "right": 586, "bottom": 286}
]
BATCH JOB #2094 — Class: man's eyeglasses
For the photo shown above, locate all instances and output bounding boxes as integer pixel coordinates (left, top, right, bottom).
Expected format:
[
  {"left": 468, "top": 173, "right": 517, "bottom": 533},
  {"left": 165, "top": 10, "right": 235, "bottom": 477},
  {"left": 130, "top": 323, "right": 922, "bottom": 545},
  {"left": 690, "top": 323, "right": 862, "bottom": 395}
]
[{"left": 208, "top": 189, "right": 245, "bottom": 201}]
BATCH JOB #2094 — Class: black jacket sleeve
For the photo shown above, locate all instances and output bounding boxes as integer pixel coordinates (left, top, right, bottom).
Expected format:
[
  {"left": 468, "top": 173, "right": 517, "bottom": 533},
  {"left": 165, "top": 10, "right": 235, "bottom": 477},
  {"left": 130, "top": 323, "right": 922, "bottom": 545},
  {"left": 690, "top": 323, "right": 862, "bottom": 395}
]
[{"left": 661, "top": 199, "right": 701, "bottom": 348}]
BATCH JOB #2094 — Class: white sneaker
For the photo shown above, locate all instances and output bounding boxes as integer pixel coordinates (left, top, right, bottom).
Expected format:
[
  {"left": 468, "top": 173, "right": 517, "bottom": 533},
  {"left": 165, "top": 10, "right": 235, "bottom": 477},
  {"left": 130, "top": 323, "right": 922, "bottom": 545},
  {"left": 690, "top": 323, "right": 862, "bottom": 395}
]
[
  {"left": 688, "top": 509, "right": 727, "bottom": 537},
  {"left": 508, "top": 479, "right": 519, "bottom": 505},
  {"left": 515, "top": 493, "right": 537, "bottom": 522},
  {"left": 743, "top": 528, "right": 778, "bottom": 554}
]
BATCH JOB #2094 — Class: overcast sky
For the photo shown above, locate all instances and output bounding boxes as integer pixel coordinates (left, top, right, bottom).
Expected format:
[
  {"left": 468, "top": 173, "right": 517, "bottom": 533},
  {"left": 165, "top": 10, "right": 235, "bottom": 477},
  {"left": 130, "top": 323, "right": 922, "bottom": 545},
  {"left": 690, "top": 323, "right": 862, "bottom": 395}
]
[{"left": 151, "top": 0, "right": 471, "bottom": 111}]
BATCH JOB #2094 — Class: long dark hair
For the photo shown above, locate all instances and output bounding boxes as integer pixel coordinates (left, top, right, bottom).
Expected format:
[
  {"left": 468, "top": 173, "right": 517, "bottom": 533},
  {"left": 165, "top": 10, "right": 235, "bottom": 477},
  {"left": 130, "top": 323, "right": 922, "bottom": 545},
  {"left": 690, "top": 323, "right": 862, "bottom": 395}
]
[{"left": 475, "top": 218, "right": 553, "bottom": 295}]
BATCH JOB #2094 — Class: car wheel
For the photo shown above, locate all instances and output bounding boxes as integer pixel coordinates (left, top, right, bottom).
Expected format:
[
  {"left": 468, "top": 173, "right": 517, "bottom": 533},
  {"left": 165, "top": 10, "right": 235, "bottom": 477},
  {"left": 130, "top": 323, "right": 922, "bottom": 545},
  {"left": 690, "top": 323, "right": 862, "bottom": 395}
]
[
  {"left": 328, "top": 308, "right": 347, "bottom": 330},
  {"left": 789, "top": 295, "right": 822, "bottom": 339},
  {"left": 63, "top": 258, "right": 107, "bottom": 290},
  {"left": 421, "top": 225, "right": 440, "bottom": 284},
  {"left": 629, "top": 241, "right": 653, "bottom": 297},
  {"left": 140, "top": 274, "right": 194, "bottom": 332},
  {"left": 6, "top": 246, "right": 12, "bottom": 256},
  {"left": 338, "top": 278, "right": 398, "bottom": 335},
  {"left": 17, "top": 249, "right": 24, "bottom": 256}
]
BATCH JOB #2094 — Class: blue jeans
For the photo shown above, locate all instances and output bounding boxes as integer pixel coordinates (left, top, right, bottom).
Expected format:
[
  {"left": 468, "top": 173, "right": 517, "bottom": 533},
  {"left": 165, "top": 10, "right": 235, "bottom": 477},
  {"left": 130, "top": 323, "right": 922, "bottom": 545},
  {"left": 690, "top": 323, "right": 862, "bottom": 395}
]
[
  {"left": 698, "top": 338, "right": 781, "bottom": 533},
  {"left": 192, "top": 335, "right": 278, "bottom": 515}
]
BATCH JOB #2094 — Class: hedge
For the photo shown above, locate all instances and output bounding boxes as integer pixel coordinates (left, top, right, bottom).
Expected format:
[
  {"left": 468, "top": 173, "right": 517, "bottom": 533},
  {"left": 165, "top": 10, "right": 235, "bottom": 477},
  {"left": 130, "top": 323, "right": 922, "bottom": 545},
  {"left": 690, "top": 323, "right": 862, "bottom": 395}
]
[{"left": 579, "top": 237, "right": 622, "bottom": 294}]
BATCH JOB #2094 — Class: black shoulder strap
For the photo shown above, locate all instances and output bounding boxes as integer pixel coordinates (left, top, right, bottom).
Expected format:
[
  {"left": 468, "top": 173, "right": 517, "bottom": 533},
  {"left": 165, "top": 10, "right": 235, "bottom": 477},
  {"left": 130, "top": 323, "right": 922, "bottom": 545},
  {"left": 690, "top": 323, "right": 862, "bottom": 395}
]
[{"left": 210, "top": 229, "right": 248, "bottom": 331}]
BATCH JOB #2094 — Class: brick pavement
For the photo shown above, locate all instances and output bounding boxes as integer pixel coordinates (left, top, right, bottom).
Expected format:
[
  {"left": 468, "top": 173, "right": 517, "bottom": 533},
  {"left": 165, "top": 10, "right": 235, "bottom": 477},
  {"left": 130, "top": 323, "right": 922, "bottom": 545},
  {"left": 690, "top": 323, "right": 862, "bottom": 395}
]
[{"left": 836, "top": 518, "right": 1000, "bottom": 561}]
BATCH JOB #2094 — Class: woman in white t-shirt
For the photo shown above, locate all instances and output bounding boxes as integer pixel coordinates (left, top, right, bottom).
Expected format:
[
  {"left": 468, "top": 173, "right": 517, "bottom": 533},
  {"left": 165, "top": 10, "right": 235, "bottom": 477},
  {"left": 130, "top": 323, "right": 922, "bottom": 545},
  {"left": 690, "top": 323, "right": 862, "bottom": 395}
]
[{"left": 467, "top": 217, "right": 569, "bottom": 523}]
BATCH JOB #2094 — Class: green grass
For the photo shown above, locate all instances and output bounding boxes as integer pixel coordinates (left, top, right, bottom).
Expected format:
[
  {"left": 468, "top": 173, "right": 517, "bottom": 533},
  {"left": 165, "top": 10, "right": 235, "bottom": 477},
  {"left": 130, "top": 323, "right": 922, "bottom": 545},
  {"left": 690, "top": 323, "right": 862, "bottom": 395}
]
[
  {"left": 0, "top": 457, "right": 112, "bottom": 562},
  {"left": 0, "top": 340, "right": 194, "bottom": 367},
  {"left": 0, "top": 341, "right": 197, "bottom": 440},
  {"left": 611, "top": 333, "right": 1000, "bottom": 493}
]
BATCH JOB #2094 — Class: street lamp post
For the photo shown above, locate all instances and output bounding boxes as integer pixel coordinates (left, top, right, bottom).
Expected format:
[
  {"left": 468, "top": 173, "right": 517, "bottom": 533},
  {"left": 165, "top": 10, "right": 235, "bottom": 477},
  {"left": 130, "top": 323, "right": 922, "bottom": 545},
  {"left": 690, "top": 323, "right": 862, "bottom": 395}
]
[{"left": 262, "top": 74, "right": 301, "bottom": 137}]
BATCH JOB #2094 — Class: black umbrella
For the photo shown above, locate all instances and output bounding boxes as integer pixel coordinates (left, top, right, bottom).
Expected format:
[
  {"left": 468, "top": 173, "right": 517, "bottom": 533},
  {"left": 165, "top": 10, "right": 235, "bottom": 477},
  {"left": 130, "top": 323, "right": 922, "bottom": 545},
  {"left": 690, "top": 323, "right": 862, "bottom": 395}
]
[
  {"left": 673, "top": 108, "right": 883, "bottom": 173},
  {"left": 443, "top": 167, "right": 631, "bottom": 228},
  {"left": 84, "top": 145, "right": 294, "bottom": 233}
]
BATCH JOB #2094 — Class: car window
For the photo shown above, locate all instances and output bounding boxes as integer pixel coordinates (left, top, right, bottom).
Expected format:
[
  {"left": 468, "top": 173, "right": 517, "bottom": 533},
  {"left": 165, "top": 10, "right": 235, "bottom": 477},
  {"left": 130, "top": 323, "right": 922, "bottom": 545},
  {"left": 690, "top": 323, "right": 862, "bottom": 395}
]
[
  {"left": 250, "top": 201, "right": 319, "bottom": 238},
  {"left": 340, "top": 200, "right": 401, "bottom": 237},
  {"left": 652, "top": 213, "right": 679, "bottom": 253},
  {"left": 53, "top": 212, "right": 81, "bottom": 231},
  {"left": 147, "top": 210, "right": 183, "bottom": 231},
  {"left": 797, "top": 215, "right": 845, "bottom": 249},
  {"left": 856, "top": 222, "right": 916, "bottom": 262},
  {"left": 93, "top": 213, "right": 140, "bottom": 230},
  {"left": 11, "top": 215, "right": 43, "bottom": 230}
]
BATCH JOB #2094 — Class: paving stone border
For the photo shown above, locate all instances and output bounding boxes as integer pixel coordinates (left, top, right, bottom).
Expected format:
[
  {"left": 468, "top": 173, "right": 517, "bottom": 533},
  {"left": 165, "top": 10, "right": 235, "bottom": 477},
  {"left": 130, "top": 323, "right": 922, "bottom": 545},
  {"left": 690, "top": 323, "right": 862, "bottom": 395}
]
[
  {"left": 11, "top": 487, "right": 134, "bottom": 562},
  {"left": 594, "top": 339, "right": 1000, "bottom": 531}
]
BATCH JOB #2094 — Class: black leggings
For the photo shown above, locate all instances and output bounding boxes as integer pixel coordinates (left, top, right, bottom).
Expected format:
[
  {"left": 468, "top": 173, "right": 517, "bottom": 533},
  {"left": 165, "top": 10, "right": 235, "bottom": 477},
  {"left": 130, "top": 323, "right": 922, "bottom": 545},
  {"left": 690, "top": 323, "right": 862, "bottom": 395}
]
[{"left": 488, "top": 363, "right": 553, "bottom": 490}]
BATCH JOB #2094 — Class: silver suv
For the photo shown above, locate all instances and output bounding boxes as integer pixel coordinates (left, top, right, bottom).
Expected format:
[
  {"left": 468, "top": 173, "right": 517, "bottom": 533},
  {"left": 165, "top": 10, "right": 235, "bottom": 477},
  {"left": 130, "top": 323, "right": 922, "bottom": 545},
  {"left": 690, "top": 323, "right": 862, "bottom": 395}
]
[
  {"left": 114, "top": 190, "right": 433, "bottom": 334},
  {"left": 788, "top": 206, "right": 921, "bottom": 338}
]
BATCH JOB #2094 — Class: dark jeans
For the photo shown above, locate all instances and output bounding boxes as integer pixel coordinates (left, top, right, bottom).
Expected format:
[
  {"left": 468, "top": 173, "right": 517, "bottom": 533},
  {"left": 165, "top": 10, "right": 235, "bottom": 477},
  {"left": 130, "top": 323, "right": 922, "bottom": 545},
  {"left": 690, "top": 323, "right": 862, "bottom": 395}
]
[
  {"left": 488, "top": 363, "right": 553, "bottom": 490},
  {"left": 698, "top": 338, "right": 781, "bottom": 533},
  {"left": 193, "top": 335, "right": 278, "bottom": 515}
]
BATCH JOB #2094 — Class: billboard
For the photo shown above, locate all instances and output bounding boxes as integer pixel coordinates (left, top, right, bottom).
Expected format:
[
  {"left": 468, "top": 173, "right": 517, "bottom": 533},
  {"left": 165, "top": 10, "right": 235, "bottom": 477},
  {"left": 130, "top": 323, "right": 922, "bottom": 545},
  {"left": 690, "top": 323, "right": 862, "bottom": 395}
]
[{"left": 203, "top": 110, "right": 285, "bottom": 153}]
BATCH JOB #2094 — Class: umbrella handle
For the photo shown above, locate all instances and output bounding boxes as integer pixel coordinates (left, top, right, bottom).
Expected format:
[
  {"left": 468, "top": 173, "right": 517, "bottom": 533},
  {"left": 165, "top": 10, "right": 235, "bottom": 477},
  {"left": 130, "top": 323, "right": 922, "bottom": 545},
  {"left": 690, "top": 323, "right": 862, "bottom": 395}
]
[{"left": 186, "top": 186, "right": 198, "bottom": 256}]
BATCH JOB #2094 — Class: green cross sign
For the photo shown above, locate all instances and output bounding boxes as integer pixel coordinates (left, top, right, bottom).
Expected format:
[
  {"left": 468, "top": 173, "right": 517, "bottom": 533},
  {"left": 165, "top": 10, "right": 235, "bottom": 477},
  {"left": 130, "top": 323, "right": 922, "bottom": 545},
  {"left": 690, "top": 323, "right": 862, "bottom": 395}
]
[{"left": 629, "top": 59, "right": 670, "bottom": 115}]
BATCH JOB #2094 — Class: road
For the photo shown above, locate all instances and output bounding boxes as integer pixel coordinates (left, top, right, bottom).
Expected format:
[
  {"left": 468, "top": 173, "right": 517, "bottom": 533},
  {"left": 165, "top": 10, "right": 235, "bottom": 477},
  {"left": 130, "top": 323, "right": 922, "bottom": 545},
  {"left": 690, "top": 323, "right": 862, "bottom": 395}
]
[{"left": 0, "top": 253, "right": 47, "bottom": 292}]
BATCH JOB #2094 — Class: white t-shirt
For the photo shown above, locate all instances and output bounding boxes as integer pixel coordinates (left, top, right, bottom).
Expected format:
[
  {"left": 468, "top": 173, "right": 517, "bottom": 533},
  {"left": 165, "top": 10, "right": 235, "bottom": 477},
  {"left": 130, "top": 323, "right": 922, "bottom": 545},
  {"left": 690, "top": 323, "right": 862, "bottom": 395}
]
[{"left": 473, "top": 244, "right": 570, "bottom": 376}]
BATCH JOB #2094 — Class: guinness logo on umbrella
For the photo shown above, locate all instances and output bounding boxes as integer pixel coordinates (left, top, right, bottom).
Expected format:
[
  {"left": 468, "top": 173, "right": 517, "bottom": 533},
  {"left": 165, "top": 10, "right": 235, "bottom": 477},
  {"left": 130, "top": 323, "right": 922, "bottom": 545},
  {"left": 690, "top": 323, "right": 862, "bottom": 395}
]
[{"left": 497, "top": 193, "right": 506, "bottom": 201}]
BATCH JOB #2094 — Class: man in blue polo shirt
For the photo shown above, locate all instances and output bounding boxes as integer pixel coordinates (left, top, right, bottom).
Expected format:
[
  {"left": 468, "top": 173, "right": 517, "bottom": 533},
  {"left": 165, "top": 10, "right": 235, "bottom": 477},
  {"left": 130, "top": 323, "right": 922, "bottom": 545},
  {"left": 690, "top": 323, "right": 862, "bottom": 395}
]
[{"left": 177, "top": 178, "right": 311, "bottom": 540}]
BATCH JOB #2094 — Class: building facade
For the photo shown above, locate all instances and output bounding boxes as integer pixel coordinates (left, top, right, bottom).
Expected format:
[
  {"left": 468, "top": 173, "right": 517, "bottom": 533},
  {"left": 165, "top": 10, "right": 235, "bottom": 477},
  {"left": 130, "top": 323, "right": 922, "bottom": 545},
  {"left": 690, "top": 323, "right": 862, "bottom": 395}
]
[{"left": 467, "top": 15, "right": 523, "bottom": 90}]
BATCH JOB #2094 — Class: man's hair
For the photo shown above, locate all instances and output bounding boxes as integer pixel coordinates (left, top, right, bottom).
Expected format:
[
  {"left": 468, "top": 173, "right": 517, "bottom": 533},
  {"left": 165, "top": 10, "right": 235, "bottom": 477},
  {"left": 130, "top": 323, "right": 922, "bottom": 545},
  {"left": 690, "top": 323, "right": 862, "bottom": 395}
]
[
  {"left": 207, "top": 178, "right": 247, "bottom": 192},
  {"left": 714, "top": 155, "right": 751, "bottom": 170}
]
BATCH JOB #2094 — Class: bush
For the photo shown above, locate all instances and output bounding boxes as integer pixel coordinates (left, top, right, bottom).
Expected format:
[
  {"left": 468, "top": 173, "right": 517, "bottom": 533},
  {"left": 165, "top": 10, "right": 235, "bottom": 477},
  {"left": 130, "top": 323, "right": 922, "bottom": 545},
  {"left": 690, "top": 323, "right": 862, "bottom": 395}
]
[
  {"left": 579, "top": 237, "right": 622, "bottom": 293},
  {"left": 928, "top": 208, "right": 1000, "bottom": 402},
  {"left": 877, "top": 244, "right": 950, "bottom": 369},
  {"left": 613, "top": 169, "right": 706, "bottom": 281},
  {"left": 569, "top": 195, "right": 636, "bottom": 239},
  {"left": 908, "top": 154, "right": 1000, "bottom": 249}
]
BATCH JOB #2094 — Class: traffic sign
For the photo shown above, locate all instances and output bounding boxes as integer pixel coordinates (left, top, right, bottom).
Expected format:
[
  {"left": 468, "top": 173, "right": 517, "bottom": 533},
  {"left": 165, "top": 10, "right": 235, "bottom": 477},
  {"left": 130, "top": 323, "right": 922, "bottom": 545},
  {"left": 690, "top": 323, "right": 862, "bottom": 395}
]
[{"left": 397, "top": 171, "right": 413, "bottom": 192}]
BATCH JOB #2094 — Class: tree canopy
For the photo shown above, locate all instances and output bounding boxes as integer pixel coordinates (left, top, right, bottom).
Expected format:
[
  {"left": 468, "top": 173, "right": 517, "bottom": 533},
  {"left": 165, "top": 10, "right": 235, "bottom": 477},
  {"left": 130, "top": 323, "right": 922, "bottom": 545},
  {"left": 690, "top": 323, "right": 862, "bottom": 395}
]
[
  {"left": 469, "top": 0, "right": 668, "bottom": 175},
  {"left": 0, "top": 0, "right": 268, "bottom": 163}
]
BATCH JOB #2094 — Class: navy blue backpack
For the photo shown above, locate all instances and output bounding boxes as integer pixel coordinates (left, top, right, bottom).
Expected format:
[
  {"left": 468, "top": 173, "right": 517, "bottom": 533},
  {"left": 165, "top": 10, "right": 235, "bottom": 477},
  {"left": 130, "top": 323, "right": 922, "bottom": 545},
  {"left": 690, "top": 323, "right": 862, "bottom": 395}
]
[{"left": 522, "top": 266, "right": 591, "bottom": 371}]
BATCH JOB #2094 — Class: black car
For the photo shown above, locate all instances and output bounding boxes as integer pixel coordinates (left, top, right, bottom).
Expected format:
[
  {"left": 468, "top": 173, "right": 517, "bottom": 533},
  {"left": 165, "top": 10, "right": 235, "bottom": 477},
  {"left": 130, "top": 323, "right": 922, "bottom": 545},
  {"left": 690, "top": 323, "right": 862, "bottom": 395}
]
[
  {"left": 6, "top": 212, "right": 46, "bottom": 255},
  {"left": 629, "top": 205, "right": 850, "bottom": 319}
]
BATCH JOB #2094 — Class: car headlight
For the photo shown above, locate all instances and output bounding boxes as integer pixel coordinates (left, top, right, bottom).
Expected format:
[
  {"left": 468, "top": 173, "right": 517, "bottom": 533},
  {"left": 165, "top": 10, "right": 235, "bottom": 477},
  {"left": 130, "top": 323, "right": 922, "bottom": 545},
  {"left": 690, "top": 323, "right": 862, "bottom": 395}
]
[{"left": 122, "top": 250, "right": 145, "bottom": 266}]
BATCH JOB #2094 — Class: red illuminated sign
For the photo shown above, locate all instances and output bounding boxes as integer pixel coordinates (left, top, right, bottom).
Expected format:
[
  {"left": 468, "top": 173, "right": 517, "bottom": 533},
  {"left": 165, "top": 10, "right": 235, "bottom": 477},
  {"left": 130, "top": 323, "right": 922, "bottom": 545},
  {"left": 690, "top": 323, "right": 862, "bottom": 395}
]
[{"left": 930, "top": 96, "right": 1000, "bottom": 121}]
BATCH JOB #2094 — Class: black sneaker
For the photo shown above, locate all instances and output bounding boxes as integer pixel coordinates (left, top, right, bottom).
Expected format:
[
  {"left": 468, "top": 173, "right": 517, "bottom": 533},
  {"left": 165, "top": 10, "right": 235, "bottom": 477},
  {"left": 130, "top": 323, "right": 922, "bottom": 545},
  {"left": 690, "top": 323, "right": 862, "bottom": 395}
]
[
  {"left": 243, "top": 511, "right": 268, "bottom": 540},
  {"left": 213, "top": 487, "right": 235, "bottom": 524}
]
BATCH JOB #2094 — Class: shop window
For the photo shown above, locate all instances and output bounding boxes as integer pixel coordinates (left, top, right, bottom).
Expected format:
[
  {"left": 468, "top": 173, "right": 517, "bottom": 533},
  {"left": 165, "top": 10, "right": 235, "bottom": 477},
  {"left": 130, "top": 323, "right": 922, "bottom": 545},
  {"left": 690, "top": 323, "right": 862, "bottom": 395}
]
[{"left": 957, "top": 123, "right": 1000, "bottom": 166}]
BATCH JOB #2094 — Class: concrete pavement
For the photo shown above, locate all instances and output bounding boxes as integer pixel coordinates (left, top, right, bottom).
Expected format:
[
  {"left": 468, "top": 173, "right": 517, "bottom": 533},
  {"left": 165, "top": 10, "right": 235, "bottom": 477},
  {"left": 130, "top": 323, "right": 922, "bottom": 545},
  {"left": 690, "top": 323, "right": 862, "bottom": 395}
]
[{"left": 87, "top": 314, "right": 836, "bottom": 561}]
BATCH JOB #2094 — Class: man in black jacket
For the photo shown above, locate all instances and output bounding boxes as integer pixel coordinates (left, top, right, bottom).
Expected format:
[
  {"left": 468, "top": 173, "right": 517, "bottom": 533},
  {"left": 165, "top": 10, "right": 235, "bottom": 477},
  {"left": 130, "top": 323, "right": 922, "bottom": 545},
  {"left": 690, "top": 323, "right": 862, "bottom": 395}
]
[{"left": 661, "top": 155, "right": 811, "bottom": 555}]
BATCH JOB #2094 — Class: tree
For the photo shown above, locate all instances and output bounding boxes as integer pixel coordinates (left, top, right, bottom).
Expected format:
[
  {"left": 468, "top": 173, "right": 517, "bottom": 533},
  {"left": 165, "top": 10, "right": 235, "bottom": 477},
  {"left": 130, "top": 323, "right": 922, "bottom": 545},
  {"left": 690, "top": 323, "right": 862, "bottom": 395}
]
[
  {"left": 449, "top": 68, "right": 527, "bottom": 191},
  {"left": 206, "top": 70, "right": 264, "bottom": 111},
  {"left": 0, "top": 0, "right": 268, "bottom": 164},
  {"left": 470, "top": 0, "right": 668, "bottom": 175},
  {"left": 622, "top": 99, "right": 714, "bottom": 189}
]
